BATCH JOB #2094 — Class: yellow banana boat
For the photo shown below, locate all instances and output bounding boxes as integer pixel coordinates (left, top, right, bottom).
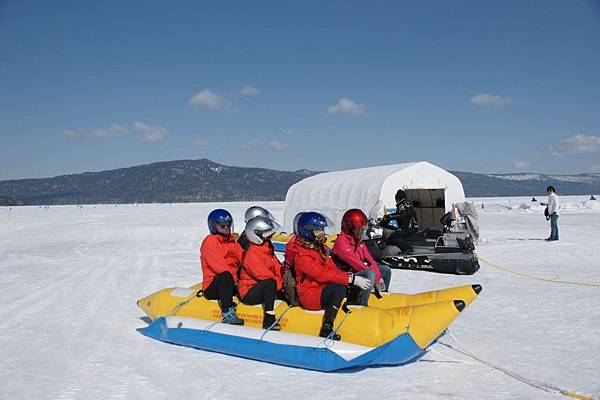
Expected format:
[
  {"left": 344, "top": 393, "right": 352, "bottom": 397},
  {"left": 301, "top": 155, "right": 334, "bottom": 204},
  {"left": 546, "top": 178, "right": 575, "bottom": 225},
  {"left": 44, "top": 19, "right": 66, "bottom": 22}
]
[
  {"left": 367, "top": 283, "right": 481, "bottom": 308},
  {"left": 137, "top": 283, "right": 481, "bottom": 348}
]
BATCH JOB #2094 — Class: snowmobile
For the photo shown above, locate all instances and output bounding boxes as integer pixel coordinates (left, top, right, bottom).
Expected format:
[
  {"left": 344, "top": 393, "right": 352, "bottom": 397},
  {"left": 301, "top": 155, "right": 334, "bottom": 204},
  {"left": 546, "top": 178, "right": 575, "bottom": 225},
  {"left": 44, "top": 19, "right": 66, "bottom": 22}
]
[{"left": 363, "top": 201, "right": 480, "bottom": 275}]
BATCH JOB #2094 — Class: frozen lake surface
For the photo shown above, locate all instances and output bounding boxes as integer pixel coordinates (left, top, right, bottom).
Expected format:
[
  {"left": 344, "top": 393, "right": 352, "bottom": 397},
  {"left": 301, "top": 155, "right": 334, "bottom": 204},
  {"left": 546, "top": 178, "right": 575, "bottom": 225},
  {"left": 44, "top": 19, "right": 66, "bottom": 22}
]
[{"left": 1, "top": 196, "right": 599, "bottom": 399}]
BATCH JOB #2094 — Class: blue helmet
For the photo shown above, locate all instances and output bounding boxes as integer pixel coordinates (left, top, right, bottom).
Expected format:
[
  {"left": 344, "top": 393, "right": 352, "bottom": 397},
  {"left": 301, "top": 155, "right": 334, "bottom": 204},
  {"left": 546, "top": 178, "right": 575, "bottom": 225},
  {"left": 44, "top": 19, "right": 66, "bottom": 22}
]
[
  {"left": 207, "top": 209, "right": 233, "bottom": 235},
  {"left": 297, "top": 212, "right": 328, "bottom": 242}
]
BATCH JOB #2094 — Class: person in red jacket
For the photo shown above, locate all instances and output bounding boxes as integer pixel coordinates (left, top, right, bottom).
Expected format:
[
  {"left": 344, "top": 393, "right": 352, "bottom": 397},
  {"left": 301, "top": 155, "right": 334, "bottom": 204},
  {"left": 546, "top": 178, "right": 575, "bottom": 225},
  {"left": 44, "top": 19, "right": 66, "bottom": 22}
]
[
  {"left": 200, "top": 209, "right": 244, "bottom": 325},
  {"left": 289, "top": 212, "right": 371, "bottom": 340},
  {"left": 332, "top": 209, "right": 392, "bottom": 306},
  {"left": 239, "top": 216, "right": 283, "bottom": 330}
]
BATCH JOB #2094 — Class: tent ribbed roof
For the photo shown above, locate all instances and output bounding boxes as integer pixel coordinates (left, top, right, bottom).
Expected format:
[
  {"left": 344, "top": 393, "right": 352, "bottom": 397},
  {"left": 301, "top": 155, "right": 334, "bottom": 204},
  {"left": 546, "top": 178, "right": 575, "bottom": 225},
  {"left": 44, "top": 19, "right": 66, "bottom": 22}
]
[{"left": 283, "top": 161, "right": 465, "bottom": 232}]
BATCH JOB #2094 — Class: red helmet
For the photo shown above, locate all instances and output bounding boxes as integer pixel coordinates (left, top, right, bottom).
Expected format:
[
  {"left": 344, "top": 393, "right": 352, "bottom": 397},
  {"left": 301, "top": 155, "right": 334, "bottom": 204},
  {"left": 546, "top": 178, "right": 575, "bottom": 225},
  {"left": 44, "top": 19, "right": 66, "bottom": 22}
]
[{"left": 341, "top": 209, "right": 368, "bottom": 239}]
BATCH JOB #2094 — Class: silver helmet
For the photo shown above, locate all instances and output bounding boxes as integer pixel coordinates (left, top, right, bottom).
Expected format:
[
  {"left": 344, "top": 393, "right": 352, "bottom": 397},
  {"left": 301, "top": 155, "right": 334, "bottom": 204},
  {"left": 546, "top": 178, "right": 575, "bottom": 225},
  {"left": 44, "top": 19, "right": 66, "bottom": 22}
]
[
  {"left": 245, "top": 216, "right": 282, "bottom": 245},
  {"left": 244, "top": 206, "right": 277, "bottom": 223}
]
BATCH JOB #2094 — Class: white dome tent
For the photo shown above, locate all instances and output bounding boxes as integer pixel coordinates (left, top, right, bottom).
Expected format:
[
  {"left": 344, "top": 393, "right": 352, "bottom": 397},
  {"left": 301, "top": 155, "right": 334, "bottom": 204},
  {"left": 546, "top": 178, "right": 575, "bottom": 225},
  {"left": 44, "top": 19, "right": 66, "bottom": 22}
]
[{"left": 283, "top": 161, "right": 466, "bottom": 233}]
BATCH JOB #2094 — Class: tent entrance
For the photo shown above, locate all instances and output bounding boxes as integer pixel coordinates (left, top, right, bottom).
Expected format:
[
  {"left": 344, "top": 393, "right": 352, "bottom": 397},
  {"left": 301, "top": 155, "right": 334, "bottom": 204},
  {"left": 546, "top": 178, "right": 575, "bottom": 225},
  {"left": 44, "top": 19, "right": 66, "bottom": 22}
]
[{"left": 405, "top": 188, "right": 446, "bottom": 229}]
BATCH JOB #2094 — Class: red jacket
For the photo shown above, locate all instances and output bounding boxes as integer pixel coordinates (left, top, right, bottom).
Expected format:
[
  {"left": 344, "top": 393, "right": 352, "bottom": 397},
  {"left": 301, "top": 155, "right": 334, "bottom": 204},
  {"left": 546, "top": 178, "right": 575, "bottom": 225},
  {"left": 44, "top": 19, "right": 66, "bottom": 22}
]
[
  {"left": 200, "top": 234, "right": 243, "bottom": 289},
  {"left": 284, "top": 235, "right": 301, "bottom": 269},
  {"left": 239, "top": 241, "right": 283, "bottom": 299},
  {"left": 332, "top": 231, "right": 382, "bottom": 283},
  {"left": 290, "top": 241, "right": 349, "bottom": 310}
]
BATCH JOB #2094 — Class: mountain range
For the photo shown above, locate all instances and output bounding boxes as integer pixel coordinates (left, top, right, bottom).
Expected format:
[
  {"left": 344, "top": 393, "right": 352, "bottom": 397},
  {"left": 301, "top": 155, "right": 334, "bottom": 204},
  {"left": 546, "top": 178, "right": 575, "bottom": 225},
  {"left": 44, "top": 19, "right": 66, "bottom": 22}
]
[{"left": 0, "top": 159, "right": 598, "bottom": 206}]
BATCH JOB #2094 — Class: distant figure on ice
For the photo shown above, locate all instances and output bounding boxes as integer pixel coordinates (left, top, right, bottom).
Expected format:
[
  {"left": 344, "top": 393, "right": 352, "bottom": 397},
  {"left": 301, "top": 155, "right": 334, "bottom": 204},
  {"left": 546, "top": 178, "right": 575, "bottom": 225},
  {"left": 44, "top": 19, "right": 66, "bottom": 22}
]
[
  {"left": 380, "top": 189, "right": 419, "bottom": 254},
  {"left": 332, "top": 209, "right": 392, "bottom": 305},
  {"left": 545, "top": 186, "right": 560, "bottom": 241},
  {"left": 591, "top": 195, "right": 597, "bottom": 201},
  {"left": 239, "top": 216, "right": 283, "bottom": 330},
  {"left": 531, "top": 197, "right": 537, "bottom": 202},
  {"left": 238, "top": 206, "right": 278, "bottom": 250},
  {"left": 200, "top": 209, "right": 245, "bottom": 325}
]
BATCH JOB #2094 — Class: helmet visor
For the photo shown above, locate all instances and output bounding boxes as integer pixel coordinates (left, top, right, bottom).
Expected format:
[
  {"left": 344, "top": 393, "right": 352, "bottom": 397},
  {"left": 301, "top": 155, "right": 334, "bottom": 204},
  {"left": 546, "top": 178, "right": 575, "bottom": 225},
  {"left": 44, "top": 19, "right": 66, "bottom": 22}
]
[
  {"left": 263, "top": 220, "right": 282, "bottom": 240},
  {"left": 215, "top": 221, "right": 233, "bottom": 236}
]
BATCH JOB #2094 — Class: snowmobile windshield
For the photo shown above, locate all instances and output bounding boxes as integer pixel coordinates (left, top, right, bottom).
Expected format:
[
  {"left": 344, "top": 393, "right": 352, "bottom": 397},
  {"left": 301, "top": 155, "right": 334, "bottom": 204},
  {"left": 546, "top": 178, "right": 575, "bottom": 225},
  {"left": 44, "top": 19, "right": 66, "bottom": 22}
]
[
  {"left": 368, "top": 201, "right": 384, "bottom": 222},
  {"left": 364, "top": 201, "right": 384, "bottom": 239}
]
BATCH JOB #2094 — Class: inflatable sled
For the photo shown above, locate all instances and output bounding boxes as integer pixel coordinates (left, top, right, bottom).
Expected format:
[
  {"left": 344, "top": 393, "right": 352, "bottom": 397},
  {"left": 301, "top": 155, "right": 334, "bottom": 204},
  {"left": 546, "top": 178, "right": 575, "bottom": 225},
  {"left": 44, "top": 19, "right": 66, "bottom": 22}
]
[
  {"left": 138, "top": 301, "right": 463, "bottom": 372},
  {"left": 137, "top": 283, "right": 481, "bottom": 348}
]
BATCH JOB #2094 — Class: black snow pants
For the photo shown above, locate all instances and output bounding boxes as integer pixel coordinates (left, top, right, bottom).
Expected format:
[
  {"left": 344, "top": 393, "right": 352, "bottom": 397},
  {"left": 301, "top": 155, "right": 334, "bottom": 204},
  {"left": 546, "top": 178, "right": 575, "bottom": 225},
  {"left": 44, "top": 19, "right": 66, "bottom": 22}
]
[
  {"left": 320, "top": 284, "right": 347, "bottom": 325},
  {"left": 241, "top": 278, "right": 277, "bottom": 312},
  {"left": 203, "top": 271, "right": 237, "bottom": 312}
]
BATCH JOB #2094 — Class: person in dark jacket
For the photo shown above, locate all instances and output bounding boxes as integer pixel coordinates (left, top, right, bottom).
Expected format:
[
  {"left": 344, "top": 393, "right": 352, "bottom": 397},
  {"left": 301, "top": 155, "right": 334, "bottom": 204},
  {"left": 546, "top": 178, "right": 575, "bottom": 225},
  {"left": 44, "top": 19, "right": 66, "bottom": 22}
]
[{"left": 380, "top": 189, "right": 419, "bottom": 254}]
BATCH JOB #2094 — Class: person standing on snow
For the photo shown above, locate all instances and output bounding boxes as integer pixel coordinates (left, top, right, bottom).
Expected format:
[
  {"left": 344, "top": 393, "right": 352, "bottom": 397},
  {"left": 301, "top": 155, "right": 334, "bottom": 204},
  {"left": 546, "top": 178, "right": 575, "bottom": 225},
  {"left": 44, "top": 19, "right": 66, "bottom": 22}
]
[
  {"left": 200, "top": 209, "right": 245, "bottom": 325},
  {"left": 381, "top": 189, "right": 419, "bottom": 254},
  {"left": 239, "top": 216, "right": 284, "bottom": 330},
  {"left": 332, "top": 209, "right": 392, "bottom": 306},
  {"left": 286, "top": 212, "right": 371, "bottom": 340},
  {"left": 545, "top": 186, "right": 560, "bottom": 241}
]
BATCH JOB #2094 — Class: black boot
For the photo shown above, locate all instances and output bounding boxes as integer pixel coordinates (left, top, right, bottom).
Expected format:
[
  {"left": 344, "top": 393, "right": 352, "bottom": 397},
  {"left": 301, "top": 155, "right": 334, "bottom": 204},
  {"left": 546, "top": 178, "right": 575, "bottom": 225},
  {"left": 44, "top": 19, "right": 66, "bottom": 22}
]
[
  {"left": 263, "top": 312, "right": 281, "bottom": 331},
  {"left": 319, "top": 322, "right": 341, "bottom": 341},
  {"left": 320, "top": 305, "right": 342, "bottom": 340}
]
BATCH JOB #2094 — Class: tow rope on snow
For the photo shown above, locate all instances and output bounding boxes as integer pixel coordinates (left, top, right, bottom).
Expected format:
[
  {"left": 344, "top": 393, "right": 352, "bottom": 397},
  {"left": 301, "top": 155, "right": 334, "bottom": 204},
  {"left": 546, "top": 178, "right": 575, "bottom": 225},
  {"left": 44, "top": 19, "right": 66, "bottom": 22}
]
[
  {"left": 440, "top": 331, "right": 595, "bottom": 400},
  {"left": 475, "top": 254, "right": 600, "bottom": 288}
]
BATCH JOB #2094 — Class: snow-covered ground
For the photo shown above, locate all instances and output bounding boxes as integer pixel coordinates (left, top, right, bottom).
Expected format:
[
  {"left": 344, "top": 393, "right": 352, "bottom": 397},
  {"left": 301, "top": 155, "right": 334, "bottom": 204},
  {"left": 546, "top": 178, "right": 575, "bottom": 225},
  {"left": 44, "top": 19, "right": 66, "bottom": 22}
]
[{"left": 1, "top": 196, "right": 598, "bottom": 399}]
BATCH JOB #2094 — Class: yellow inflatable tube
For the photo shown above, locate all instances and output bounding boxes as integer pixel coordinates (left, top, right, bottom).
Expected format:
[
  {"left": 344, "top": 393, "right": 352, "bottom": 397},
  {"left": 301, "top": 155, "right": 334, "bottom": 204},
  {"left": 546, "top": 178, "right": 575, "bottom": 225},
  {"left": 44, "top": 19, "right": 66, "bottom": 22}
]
[
  {"left": 187, "top": 282, "right": 481, "bottom": 310},
  {"left": 137, "top": 285, "right": 478, "bottom": 348},
  {"left": 367, "top": 284, "right": 481, "bottom": 308}
]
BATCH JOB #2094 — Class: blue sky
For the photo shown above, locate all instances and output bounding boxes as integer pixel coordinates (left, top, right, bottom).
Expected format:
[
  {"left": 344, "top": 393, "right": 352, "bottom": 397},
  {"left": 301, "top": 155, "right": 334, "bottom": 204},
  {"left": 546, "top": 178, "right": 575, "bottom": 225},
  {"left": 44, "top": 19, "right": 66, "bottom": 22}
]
[{"left": 1, "top": 0, "right": 599, "bottom": 180}]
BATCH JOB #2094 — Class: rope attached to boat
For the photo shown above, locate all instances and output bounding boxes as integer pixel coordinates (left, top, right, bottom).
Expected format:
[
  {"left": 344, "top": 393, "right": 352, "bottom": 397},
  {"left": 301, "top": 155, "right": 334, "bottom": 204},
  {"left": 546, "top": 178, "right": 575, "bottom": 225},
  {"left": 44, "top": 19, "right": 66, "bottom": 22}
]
[
  {"left": 259, "top": 305, "right": 294, "bottom": 341},
  {"left": 168, "top": 289, "right": 203, "bottom": 316},
  {"left": 317, "top": 304, "right": 352, "bottom": 348},
  {"left": 475, "top": 254, "right": 600, "bottom": 288}
]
